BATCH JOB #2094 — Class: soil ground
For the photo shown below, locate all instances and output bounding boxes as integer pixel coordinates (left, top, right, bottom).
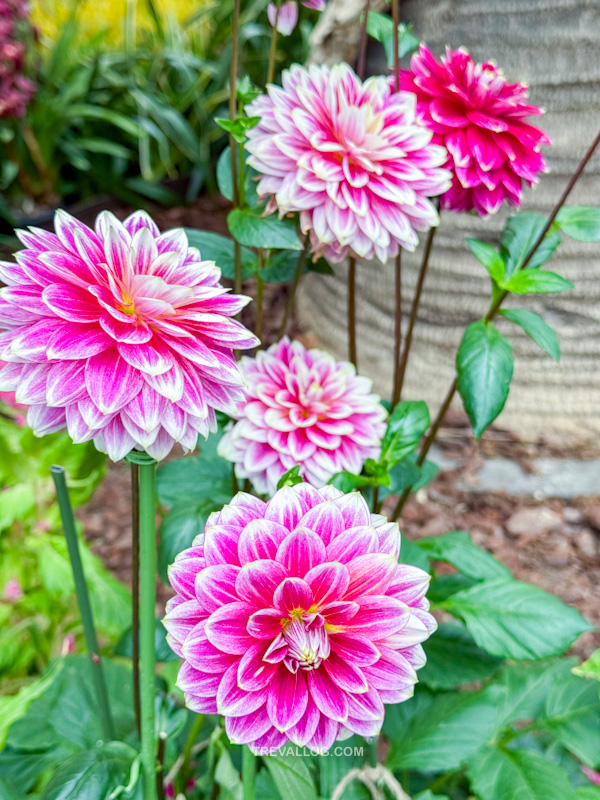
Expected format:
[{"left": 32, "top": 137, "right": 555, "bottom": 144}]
[{"left": 65, "top": 197, "right": 599, "bottom": 660}]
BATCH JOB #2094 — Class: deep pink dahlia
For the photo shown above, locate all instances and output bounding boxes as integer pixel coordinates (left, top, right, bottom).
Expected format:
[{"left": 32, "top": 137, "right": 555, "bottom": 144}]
[
  {"left": 0, "top": 210, "right": 258, "bottom": 460},
  {"left": 245, "top": 64, "right": 451, "bottom": 263},
  {"left": 400, "top": 45, "right": 550, "bottom": 216},
  {"left": 164, "top": 485, "right": 435, "bottom": 752},
  {"left": 218, "top": 337, "right": 387, "bottom": 495}
]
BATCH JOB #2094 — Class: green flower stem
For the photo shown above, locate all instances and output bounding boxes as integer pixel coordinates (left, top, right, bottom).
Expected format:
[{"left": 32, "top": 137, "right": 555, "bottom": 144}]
[
  {"left": 348, "top": 256, "right": 357, "bottom": 367},
  {"left": 242, "top": 746, "right": 257, "bottom": 800},
  {"left": 128, "top": 451, "right": 158, "bottom": 800},
  {"left": 50, "top": 465, "right": 115, "bottom": 742},
  {"left": 230, "top": 0, "right": 242, "bottom": 301},
  {"left": 391, "top": 127, "right": 600, "bottom": 522},
  {"left": 278, "top": 235, "right": 310, "bottom": 339},
  {"left": 182, "top": 713, "right": 204, "bottom": 788},
  {"left": 131, "top": 461, "right": 141, "bottom": 739},
  {"left": 266, "top": 0, "right": 282, "bottom": 85}
]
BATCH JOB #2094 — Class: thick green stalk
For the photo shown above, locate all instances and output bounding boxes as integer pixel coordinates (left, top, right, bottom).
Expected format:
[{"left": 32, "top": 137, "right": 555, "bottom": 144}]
[
  {"left": 131, "top": 462, "right": 141, "bottom": 738},
  {"left": 242, "top": 746, "right": 257, "bottom": 800},
  {"left": 128, "top": 451, "right": 158, "bottom": 800},
  {"left": 50, "top": 465, "right": 115, "bottom": 742}
]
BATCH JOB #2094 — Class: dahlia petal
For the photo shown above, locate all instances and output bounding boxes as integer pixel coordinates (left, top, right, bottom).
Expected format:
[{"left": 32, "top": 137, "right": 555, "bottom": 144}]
[
  {"left": 204, "top": 524, "right": 241, "bottom": 567},
  {"left": 267, "top": 667, "right": 308, "bottom": 731},
  {"left": 273, "top": 577, "right": 313, "bottom": 614},
  {"left": 305, "top": 713, "right": 340, "bottom": 752},
  {"left": 27, "top": 404, "right": 66, "bottom": 435},
  {"left": 386, "top": 564, "right": 431, "bottom": 606},
  {"left": 307, "top": 669, "right": 348, "bottom": 722},
  {"left": 345, "top": 596, "right": 411, "bottom": 640},
  {"left": 168, "top": 556, "right": 206, "bottom": 601},
  {"left": 46, "top": 362, "right": 87, "bottom": 407},
  {"left": 85, "top": 349, "right": 144, "bottom": 415},
  {"left": 330, "top": 633, "right": 380, "bottom": 666},
  {"left": 100, "top": 418, "right": 136, "bottom": 460},
  {"left": 125, "top": 384, "right": 167, "bottom": 432},
  {"left": 326, "top": 525, "right": 378, "bottom": 563},
  {"left": 99, "top": 314, "right": 152, "bottom": 344},
  {"left": 238, "top": 519, "right": 289, "bottom": 563},
  {"left": 304, "top": 562, "right": 350, "bottom": 606},
  {"left": 344, "top": 553, "right": 398, "bottom": 600},
  {"left": 321, "top": 600, "right": 360, "bottom": 626},
  {"left": 235, "top": 560, "right": 289, "bottom": 607},
  {"left": 163, "top": 598, "right": 206, "bottom": 647},
  {"left": 323, "top": 651, "right": 368, "bottom": 694},
  {"left": 177, "top": 661, "right": 221, "bottom": 697},
  {"left": 265, "top": 485, "right": 307, "bottom": 529},
  {"left": 185, "top": 694, "right": 218, "bottom": 714},
  {"left": 333, "top": 492, "right": 371, "bottom": 527},
  {"left": 182, "top": 624, "right": 238, "bottom": 672},
  {"left": 195, "top": 564, "right": 240, "bottom": 612},
  {"left": 225, "top": 706, "right": 273, "bottom": 745},
  {"left": 247, "top": 727, "right": 288, "bottom": 755},
  {"left": 205, "top": 602, "right": 257, "bottom": 654},
  {"left": 47, "top": 323, "right": 113, "bottom": 361},
  {"left": 217, "top": 662, "right": 269, "bottom": 716},
  {"left": 247, "top": 609, "right": 286, "bottom": 640},
  {"left": 346, "top": 688, "right": 384, "bottom": 721},
  {"left": 297, "top": 501, "right": 344, "bottom": 546},
  {"left": 344, "top": 716, "right": 382, "bottom": 738},
  {"left": 15, "top": 363, "right": 50, "bottom": 404},
  {"left": 286, "top": 697, "right": 321, "bottom": 746},
  {"left": 276, "top": 528, "right": 327, "bottom": 578},
  {"left": 237, "top": 642, "right": 279, "bottom": 691},
  {"left": 363, "top": 646, "right": 417, "bottom": 691},
  {"left": 41, "top": 284, "right": 100, "bottom": 322}
]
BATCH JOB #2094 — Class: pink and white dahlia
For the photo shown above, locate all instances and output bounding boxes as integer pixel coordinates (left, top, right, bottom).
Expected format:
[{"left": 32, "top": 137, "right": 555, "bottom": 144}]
[
  {"left": 0, "top": 210, "right": 258, "bottom": 460},
  {"left": 164, "top": 484, "right": 435, "bottom": 752},
  {"left": 245, "top": 63, "right": 451, "bottom": 263},
  {"left": 218, "top": 338, "right": 387, "bottom": 496},
  {"left": 400, "top": 45, "right": 550, "bottom": 216}
]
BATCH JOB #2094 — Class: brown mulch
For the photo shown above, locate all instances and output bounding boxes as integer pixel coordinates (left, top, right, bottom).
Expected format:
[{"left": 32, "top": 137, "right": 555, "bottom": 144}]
[{"left": 42, "top": 193, "right": 596, "bottom": 661}]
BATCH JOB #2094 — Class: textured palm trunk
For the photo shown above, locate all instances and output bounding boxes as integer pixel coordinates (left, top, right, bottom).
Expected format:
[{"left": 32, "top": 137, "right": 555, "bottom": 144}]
[{"left": 300, "top": 0, "right": 600, "bottom": 445}]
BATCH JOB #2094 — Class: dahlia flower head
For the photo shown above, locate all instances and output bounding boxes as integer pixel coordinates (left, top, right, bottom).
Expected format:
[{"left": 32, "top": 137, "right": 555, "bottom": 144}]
[
  {"left": 218, "top": 337, "right": 387, "bottom": 496},
  {"left": 245, "top": 63, "right": 451, "bottom": 263},
  {"left": 164, "top": 484, "right": 436, "bottom": 752},
  {"left": 401, "top": 45, "right": 550, "bottom": 216},
  {"left": 267, "top": 1, "right": 325, "bottom": 36},
  {"left": 0, "top": 210, "right": 258, "bottom": 461}
]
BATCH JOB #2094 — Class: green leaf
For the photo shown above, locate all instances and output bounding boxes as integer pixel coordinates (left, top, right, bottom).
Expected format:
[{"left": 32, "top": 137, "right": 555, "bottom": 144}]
[
  {"left": 236, "top": 75, "right": 262, "bottom": 105},
  {"left": 366, "top": 12, "right": 420, "bottom": 66},
  {"left": 456, "top": 321, "right": 514, "bottom": 438},
  {"left": 277, "top": 465, "right": 303, "bottom": 490},
  {"left": 329, "top": 472, "right": 379, "bottom": 493},
  {"left": 158, "top": 501, "right": 215, "bottom": 582},
  {"left": 215, "top": 116, "right": 261, "bottom": 143},
  {"left": 399, "top": 536, "right": 431, "bottom": 573},
  {"left": 541, "top": 674, "right": 600, "bottom": 767},
  {"left": 501, "top": 212, "right": 562, "bottom": 277},
  {"left": 489, "top": 659, "right": 573, "bottom": 732},
  {"left": 0, "top": 661, "right": 64, "bottom": 748},
  {"left": 216, "top": 146, "right": 260, "bottom": 207},
  {"left": 556, "top": 206, "right": 600, "bottom": 241},
  {"left": 156, "top": 432, "right": 233, "bottom": 509},
  {"left": 416, "top": 530, "right": 511, "bottom": 581},
  {"left": 260, "top": 250, "right": 303, "bottom": 284},
  {"left": 41, "top": 742, "right": 138, "bottom": 800},
  {"left": 0, "top": 483, "right": 36, "bottom": 530},
  {"left": 318, "top": 735, "right": 368, "bottom": 800},
  {"left": 183, "top": 229, "right": 256, "bottom": 280},
  {"left": 380, "top": 401, "right": 429, "bottom": 468},
  {"left": 442, "top": 577, "right": 593, "bottom": 660},
  {"left": 227, "top": 209, "right": 302, "bottom": 250},
  {"left": 427, "top": 573, "right": 476, "bottom": 603},
  {"left": 466, "top": 238, "right": 506, "bottom": 284},
  {"left": 573, "top": 649, "right": 600, "bottom": 681},
  {"left": 576, "top": 789, "right": 600, "bottom": 799},
  {"left": 500, "top": 308, "right": 561, "bottom": 361},
  {"left": 503, "top": 269, "right": 574, "bottom": 294},
  {"left": 215, "top": 749, "right": 242, "bottom": 800},
  {"left": 116, "top": 618, "right": 178, "bottom": 664},
  {"left": 419, "top": 623, "right": 503, "bottom": 690},
  {"left": 468, "top": 746, "right": 577, "bottom": 800},
  {"left": 386, "top": 686, "right": 500, "bottom": 771},
  {"left": 265, "top": 752, "right": 317, "bottom": 800}
]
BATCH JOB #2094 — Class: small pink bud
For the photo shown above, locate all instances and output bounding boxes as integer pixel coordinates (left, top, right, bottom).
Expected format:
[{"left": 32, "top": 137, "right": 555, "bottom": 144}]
[
  {"left": 4, "top": 578, "right": 23, "bottom": 600},
  {"left": 582, "top": 766, "right": 600, "bottom": 786},
  {"left": 60, "top": 634, "right": 75, "bottom": 656},
  {"left": 186, "top": 777, "right": 197, "bottom": 791},
  {"left": 165, "top": 782, "right": 175, "bottom": 798},
  {"left": 302, "top": 0, "right": 325, "bottom": 9},
  {"left": 267, "top": 1, "right": 298, "bottom": 35}
]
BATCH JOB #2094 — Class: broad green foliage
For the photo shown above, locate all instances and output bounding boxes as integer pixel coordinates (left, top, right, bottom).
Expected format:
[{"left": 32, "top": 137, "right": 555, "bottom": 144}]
[
  {"left": 555, "top": 206, "right": 600, "bottom": 241},
  {"left": 456, "top": 321, "right": 514, "bottom": 438},
  {"left": 366, "top": 12, "right": 420, "bottom": 65},
  {"left": 500, "top": 309, "right": 561, "bottom": 361},
  {"left": 573, "top": 649, "right": 600, "bottom": 682}
]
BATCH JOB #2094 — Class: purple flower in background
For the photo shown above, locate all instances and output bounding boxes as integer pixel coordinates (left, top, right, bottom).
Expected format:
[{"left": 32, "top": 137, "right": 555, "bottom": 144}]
[
  {"left": 0, "top": 0, "right": 35, "bottom": 119},
  {"left": 164, "top": 485, "right": 436, "bottom": 752},
  {"left": 0, "top": 210, "right": 258, "bottom": 460}
]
